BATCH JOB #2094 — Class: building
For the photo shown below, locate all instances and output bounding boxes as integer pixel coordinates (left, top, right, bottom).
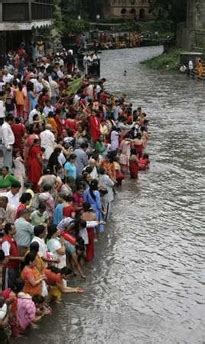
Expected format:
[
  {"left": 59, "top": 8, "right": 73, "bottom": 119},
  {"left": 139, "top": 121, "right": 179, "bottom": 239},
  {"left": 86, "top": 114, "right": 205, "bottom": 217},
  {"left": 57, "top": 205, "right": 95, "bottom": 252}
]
[
  {"left": 0, "top": 0, "right": 53, "bottom": 52},
  {"left": 105, "top": 0, "right": 152, "bottom": 21},
  {"left": 178, "top": 0, "right": 205, "bottom": 51}
]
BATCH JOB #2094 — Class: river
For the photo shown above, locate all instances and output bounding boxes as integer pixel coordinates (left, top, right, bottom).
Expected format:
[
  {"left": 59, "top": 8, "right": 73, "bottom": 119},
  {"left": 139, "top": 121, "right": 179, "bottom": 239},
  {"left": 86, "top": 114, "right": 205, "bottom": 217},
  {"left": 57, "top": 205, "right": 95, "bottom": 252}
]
[{"left": 16, "top": 46, "right": 205, "bottom": 344}]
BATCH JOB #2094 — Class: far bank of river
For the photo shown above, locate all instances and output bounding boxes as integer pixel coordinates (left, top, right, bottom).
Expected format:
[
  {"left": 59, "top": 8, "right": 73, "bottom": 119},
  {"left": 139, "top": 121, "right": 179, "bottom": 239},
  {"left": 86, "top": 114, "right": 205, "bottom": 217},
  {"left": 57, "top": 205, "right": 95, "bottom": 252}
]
[{"left": 141, "top": 47, "right": 182, "bottom": 71}]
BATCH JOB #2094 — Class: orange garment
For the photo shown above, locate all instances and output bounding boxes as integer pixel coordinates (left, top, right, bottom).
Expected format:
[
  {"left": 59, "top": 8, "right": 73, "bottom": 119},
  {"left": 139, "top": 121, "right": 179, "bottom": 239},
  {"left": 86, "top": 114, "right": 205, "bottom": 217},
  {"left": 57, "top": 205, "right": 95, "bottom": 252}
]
[
  {"left": 21, "top": 266, "right": 42, "bottom": 296},
  {"left": 15, "top": 89, "right": 25, "bottom": 106},
  {"left": 47, "top": 117, "right": 58, "bottom": 134},
  {"left": 100, "top": 160, "right": 116, "bottom": 180}
]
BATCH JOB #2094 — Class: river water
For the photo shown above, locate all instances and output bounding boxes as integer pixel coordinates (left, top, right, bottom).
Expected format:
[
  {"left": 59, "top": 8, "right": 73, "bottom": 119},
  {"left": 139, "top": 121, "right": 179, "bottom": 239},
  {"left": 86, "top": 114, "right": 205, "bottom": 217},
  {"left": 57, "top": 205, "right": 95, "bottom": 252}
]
[{"left": 16, "top": 47, "right": 205, "bottom": 344}]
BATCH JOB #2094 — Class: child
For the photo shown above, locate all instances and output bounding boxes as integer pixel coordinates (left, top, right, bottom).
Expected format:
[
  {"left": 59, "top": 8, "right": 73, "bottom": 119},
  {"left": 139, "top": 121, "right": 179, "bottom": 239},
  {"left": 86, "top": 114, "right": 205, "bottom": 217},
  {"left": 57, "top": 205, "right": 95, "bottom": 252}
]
[
  {"left": 139, "top": 153, "right": 150, "bottom": 171},
  {"left": 129, "top": 148, "right": 139, "bottom": 179},
  {"left": 32, "top": 295, "right": 52, "bottom": 317},
  {"left": 63, "top": 194, "right": 76, "bottom": 218}
]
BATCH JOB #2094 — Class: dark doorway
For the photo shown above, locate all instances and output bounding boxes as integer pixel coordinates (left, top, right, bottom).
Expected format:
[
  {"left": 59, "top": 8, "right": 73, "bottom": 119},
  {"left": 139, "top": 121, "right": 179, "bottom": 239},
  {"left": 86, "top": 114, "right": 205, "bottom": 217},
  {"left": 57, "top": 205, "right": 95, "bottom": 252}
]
[{"left": 139, "top": 8, "right": 145, "bottom": 20}]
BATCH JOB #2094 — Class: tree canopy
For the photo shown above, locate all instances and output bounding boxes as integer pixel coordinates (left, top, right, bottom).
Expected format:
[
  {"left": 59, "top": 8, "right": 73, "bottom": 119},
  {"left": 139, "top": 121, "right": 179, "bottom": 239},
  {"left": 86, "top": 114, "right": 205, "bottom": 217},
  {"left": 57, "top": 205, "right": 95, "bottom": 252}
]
[{"left": 150, "top": 0, "right": 187, "bottom": 25}]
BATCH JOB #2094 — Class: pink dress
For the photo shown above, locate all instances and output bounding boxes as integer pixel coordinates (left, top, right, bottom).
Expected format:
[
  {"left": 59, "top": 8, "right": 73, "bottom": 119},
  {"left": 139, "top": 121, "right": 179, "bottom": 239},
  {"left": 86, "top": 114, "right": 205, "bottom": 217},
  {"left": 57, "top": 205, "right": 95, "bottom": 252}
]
[{"left": 17, "top": 293, "right": 36, "bottom": 330}]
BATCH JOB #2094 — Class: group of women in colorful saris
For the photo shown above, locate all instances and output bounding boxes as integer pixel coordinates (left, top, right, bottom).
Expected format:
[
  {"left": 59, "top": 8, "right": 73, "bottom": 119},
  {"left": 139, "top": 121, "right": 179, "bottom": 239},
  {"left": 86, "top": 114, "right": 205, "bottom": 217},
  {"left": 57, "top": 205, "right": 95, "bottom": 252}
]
[{"left": 0, "top": 49, "right": 151, "bottom": 342}]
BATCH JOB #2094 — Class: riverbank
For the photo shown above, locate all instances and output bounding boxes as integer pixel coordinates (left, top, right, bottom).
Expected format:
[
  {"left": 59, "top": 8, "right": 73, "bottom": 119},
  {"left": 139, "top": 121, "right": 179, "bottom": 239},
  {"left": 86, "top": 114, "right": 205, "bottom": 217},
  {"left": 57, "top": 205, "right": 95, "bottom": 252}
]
[
  {"left": 10, "top": 46, "right": 205, "bottom": 344},
  {"left": 141, "top": 48, "right": 182, "bottom": 71}
]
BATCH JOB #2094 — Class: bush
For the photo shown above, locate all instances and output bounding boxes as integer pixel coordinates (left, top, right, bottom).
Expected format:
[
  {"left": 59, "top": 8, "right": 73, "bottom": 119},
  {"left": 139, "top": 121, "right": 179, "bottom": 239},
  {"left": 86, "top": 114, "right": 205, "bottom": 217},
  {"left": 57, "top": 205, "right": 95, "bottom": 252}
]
[
  {"left": 141, "top": 49, "right": 182, "bottom": 71},
  {"left": 63, "top": 18, "right": 90, "bottom": 34}
]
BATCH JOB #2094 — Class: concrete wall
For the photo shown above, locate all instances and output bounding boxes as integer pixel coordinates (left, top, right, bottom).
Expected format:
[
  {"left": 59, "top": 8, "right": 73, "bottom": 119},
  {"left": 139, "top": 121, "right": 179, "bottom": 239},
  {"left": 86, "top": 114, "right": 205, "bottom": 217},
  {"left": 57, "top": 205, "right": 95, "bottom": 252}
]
[{"left": 179, "top": 0, "right": 205, "bottom": 51}]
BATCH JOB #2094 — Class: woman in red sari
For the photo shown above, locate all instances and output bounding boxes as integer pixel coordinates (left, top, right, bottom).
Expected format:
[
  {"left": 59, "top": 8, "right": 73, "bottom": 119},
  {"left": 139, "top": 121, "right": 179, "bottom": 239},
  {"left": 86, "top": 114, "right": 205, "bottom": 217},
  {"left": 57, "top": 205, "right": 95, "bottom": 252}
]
[
  {"left": 81, "top": 202, "right": 97, "bottom": 262},
  {"left": 27, "top": 139, "right": 43, "bottom": 191},
  {"left": 89, "top": 111, "right": 101, "bottom": 143},
  {"left": 129, "top": 148, "right": 139, "bottom": 179},
  {"left": 23, "top": 126, "right": 39, "bottom": 166}
]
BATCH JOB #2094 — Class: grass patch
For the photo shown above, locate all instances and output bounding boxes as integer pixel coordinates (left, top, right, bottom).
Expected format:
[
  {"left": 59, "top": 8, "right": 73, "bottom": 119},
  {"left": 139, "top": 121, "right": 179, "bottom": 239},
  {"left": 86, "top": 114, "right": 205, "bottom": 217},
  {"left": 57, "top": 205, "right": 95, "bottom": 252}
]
[{"left": 141, "top": 49, "right": 182, "bottom": 71}]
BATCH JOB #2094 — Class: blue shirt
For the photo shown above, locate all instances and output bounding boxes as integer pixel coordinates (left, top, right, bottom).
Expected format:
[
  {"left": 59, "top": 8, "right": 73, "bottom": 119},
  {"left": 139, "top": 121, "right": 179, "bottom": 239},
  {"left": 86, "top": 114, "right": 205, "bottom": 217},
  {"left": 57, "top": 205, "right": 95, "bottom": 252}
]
[{"left": 64, "top": 162, "right": 77, "bottom": 180}]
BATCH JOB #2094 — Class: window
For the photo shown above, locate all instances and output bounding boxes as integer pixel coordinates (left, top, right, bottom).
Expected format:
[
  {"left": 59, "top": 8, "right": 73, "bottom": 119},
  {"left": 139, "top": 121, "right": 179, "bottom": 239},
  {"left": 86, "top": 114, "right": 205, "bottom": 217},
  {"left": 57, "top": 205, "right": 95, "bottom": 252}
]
[
  {"left": 32, "top": 3, "right": 53, "bottom": 20},
  {"left": 130, "top": 8, "right": 136, "bottom": 15},
  {"left": 121, "top": 8, "right": 127, "bottom": 14},
  {"left": 3, "top": 3, "right": 29, "bottom": 22},
  {"left": 139, "top": 8, "right": 145, "bottom": 19}
]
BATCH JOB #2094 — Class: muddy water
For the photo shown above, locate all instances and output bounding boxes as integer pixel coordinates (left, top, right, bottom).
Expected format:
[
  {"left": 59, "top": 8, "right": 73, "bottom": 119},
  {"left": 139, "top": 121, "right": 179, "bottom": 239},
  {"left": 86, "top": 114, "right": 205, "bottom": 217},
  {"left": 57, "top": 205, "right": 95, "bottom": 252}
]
[{"left": 17, "top": 47, "right": 205, "bottom": 344}]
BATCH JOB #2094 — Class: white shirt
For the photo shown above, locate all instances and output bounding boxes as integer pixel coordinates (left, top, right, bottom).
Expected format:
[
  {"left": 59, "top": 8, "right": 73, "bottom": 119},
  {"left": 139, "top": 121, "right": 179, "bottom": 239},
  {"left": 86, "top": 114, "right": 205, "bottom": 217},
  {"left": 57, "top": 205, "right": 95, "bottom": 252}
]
[
  {"left": 87, "top": 84, "right": 93, "bottom": 97},
  {"left": 58, "top": 152, "right": 66, "bottom": 166},
  {"left": 57, "top": 69, "right": 64, "bottom": 79},
  {"left": 0, "top": 100, "right": 5, "bottom": 118},
  {"left": 3, "top": 73, "right": 13, "bottom": 84},
  {"left": 49, "top": 77, "right": 59, "bottom": 98},
  {"left": 40, "top": 129, "right": 55, "bottom": 160},
  {"left": 31, "top": 236, "right": 47, "bottom": 258},
  {"left": 2, "top": 240, "right": 11, "bottom": 256},
  {"left": 6, "top": 191, "right": 20, "bottom": 208},
  {"left": 189, "top": 61, "right": 193, "bottom": 70},
  {"left": 1, "top": 122, "right": 15, "bottom": 149},
  {"left": 28, "top": 109, "right": 40, "bottom": 124},
  {"left": 34, "top": 80, "right": 43, "bottom": 94},
  {"left": 43, "top": 105, "right": 55, "bottom": 117},
  {"left": 47, "top": 238, "right": 66, "bottom": 268}
]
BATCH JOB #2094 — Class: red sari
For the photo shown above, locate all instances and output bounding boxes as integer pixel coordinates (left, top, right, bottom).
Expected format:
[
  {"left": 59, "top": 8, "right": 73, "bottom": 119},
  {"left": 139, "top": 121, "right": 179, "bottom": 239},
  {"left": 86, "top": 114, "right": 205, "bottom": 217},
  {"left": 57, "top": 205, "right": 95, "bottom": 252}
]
[
  {"left": 23, "top": 133, "right": 38, "bottom": 164},
  {"left": 86, "top": 227, "right": 95, "bottom": 262},
  {"left": 27, "top": 145, "right": 42, "bottom": 189},
  {"left": 11, "top": 123, "right": 25, "bottom": 153},
  {"left": 129, "top": 157, "right": 139, "bottom": 179},
  {"left": 89, "top": 115, "right": 101, "bottom": 142}
]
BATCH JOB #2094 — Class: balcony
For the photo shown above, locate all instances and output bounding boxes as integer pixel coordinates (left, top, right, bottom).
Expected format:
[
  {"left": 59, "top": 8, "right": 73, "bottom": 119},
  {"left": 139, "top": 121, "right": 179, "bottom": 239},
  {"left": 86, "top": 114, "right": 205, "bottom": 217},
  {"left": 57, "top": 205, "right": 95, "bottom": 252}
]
[{"left": 0, "top": 0, "right": 53, "bottom": 31}]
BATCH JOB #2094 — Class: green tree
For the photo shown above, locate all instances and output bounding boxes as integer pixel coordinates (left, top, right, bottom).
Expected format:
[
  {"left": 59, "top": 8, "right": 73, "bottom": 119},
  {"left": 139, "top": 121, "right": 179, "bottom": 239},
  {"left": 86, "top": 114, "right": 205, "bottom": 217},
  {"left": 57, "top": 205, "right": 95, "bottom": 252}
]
[
  {"left": 150, "top": 0, "right": 187, "bottom": 25},
  {"left": 53, "top": 0, "right": 63, "bottom": 33}
]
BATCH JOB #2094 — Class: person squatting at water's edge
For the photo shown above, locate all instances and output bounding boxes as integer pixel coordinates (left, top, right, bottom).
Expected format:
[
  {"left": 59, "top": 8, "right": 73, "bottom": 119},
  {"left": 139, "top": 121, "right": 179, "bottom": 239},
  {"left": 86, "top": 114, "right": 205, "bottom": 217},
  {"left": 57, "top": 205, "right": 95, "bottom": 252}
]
[{"left": 0, "top": 46, "right": 150, "bottom": 342}]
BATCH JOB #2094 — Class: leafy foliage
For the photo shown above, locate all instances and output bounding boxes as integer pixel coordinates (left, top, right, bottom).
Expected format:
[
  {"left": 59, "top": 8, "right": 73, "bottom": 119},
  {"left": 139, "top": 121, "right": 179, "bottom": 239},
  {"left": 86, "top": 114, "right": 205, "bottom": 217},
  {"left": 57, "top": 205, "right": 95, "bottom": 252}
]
[{"left": 150, "top": 0, "right": 187, "bottom": 25}]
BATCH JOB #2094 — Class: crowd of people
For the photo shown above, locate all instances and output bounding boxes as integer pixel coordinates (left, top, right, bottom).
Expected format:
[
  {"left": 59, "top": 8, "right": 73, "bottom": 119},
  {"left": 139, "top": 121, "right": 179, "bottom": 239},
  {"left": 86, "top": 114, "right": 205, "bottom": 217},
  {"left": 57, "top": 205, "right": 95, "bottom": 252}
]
[{"left": 0, "top": 45, "right": 150, "bottom": 342}]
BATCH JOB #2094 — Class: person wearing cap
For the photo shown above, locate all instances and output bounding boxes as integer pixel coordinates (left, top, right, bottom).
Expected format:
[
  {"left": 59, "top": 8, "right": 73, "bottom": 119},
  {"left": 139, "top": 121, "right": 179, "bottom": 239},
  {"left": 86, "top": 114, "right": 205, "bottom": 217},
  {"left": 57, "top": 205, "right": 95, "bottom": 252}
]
[{"left": 40, "top": 124, "right": 55, "bottom": 161}]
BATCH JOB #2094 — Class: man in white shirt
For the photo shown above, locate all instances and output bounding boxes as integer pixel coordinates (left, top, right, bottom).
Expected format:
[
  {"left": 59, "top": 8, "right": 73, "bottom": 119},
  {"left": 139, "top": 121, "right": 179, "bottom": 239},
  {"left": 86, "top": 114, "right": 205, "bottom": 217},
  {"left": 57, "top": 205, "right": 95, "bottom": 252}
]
[
  {"left": 43, "top": 100, "right": 55, "bottom": 118},
  {"left": 188, "top": 60, "right": 194, "bottom": 75},
  {"left": 6, "top": 181, "right": 21, "bottom": 209},
  {"left": 40, "top": 125, "right": 55, "bottom": 160},
  {"left": 31, "top": 225, "right": 48, "bottom": 259},
  {"left": 57, "top": 65, "right": 64, "bottom": 79},
  {"left": 28, "top": 104, "right": 41, "bottom": 124},
  {"left": 34, "top": 75, "right": 44, "bottom": 94},
  {"left": 1, "top": 115, "right": 15, "bottom": 169},
  {"left": 3, "top": 69, "right": 13, "bottom": 84},
  {"left": 49, "top": 76, "right": 59, "bottom": 105},
  {"left": 0, "top": 99, "right": 5, "bottom": 118}
]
